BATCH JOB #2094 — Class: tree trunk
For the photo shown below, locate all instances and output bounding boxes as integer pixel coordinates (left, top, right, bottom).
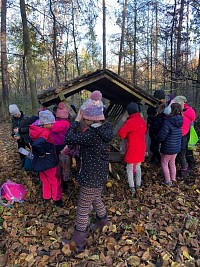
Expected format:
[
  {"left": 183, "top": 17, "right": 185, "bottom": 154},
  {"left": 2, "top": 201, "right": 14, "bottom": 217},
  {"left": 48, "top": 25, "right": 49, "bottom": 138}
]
[
  {"left": 170, "top": 0, "right": 177, "bottom": 92},
  {"left": 133, "top": 0, "right": 137, "bottom": 85},
  {"left": 1, "top": 0, "right": 9, "bottom": 109},
  {"left": 118, "top": 0, "right": 128, "bottom": 76},
  {"left": 195, "top": 48, "right": 200, "bottom": 108},
  {"left": 175, "top": 0, "right": 185, "bottom": 90},
  {"left": 71, "top": 1, "right": 80, "bottom": 76},
  {"left": 154, "top": 0, "right": 158, "bottom": 87},
  {"left": 22, "top": 56, "right": 28, "bottom": 93},
  {"left": 20, "top": 0, "right": 38, "bottom": 114},
  {"left": 49, "top": 0, "right": 60, "bottom": 82},
  {"left": 102, "top": 0, "right": 106, "bottom": 69}
]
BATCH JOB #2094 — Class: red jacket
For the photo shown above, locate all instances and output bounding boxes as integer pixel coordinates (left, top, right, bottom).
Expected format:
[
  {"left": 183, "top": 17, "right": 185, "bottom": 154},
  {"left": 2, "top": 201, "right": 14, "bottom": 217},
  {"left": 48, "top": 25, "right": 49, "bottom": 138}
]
[{"left": 118, "top": 113, "right": 147, "bottom": 164}]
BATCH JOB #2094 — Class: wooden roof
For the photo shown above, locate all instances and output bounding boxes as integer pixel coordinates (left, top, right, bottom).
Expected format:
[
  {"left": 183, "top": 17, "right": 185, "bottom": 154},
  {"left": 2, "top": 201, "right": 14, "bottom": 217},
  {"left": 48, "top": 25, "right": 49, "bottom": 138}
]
[{"left": 37, "top": 69, "right": 158, "bottom": 107}]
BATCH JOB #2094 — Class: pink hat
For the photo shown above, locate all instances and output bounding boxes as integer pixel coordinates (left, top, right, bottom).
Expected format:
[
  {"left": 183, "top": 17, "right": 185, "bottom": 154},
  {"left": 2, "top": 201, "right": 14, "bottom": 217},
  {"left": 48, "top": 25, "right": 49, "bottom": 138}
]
[
  {"left": 80, "top": 91, "right": 105, "bottom": 121},
  {"left": 56, "top": 102, "right": 69, "bottom": 119}
]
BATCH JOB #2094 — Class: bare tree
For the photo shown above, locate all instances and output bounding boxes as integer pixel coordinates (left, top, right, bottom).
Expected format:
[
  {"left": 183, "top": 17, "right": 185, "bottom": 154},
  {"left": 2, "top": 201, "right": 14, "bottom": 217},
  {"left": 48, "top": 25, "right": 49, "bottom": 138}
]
[
  {"left": 175, "top": 0, "right": 185, "bottom": 90},
  {"left": 1, "top": 0, "right": 9, "bottom": 109},
  {"left": 49, "top": 0, "right": 60, "bottom": 82},
  {"left": 20, "top": 0, "right": 38, "bottom": 114},
  {"left": 71, "top": 1, "right": 80, "bottom": 76},
  {"left": 118, "top": 0, "right": 128, "bottom": 76},
  {"left": 103, "top": 0, "right": 106, "bottom": 69}
]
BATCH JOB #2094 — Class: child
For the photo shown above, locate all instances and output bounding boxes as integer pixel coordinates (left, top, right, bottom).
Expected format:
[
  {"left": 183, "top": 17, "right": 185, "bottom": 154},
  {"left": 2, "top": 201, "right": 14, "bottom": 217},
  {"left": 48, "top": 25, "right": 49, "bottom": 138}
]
[
  {"left": 64, "top": 90, "right": 113, "bottom": 252},
  {"left": 157, "top": 103, "right": 183, "bottom": 186},
  {"left": 52, "top": 102, "right": 70, "bottom": 151},
  {"left": 51, "top": 102, "right": 70, "bottom": 186},
  {"left": 9, "top": 104, "right": 31, "bottom": 160},
  {"left": 173, "top": 96, "right": 196, "bottom": 177},
  {"left": 29, "top": 110, "right": 63, "bottom": 207},
  {"left": 118, "top": 102, "right": 147, "bottom": 197},
  {"left": 147, "top": 90, "right": 166, "bottom": 164}
]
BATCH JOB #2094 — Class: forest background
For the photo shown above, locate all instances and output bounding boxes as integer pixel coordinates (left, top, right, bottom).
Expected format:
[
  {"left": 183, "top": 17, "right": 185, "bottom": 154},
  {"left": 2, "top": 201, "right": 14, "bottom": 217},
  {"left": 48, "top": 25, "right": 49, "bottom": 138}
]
[{"left": 0, "top": 0, "right": 200, "bottom": 117}]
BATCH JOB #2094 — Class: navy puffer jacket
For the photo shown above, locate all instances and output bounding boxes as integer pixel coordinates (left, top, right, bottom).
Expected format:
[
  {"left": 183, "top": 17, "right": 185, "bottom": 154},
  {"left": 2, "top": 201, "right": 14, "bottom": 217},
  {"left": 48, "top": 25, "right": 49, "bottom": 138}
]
[
  {"left": 29, "top": 125, "right": 58, "bottom": 172},
  {"left": 157, "top": 115, "right": 183, "bottom": 155}
]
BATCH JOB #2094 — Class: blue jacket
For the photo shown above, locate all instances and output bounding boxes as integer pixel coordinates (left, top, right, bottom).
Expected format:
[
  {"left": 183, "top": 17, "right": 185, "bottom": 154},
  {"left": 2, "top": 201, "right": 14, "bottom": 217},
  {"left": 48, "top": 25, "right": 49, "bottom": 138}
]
[
  {"left": 29, "top": 125, "right": 58, "bottom": 172},
  {"left": 157, "top": 115, "right": 183, "bottom": 155}
]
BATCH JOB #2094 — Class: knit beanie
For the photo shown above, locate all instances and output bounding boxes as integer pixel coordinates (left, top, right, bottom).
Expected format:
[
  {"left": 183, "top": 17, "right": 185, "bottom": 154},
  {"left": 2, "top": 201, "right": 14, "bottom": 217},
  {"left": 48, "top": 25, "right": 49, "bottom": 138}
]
[
  {"left": 173, "top": 96, "right": 187, "bottom": 109},
  {"left": 56, "top": 102, "right": 69, "bottom": 119},
  {"left": 126, "top": 102, "right": 139, "bottom": 115},
  {"left": 39, "top": 110, "right": 55, "bottom": 125},
  {"left": 80, "top": 90, "right": 105, "bottom": 121},
  {"left": 9, "top": 104, "right": 20, "bottom": 116},
  {"left": 153, "top": 90, "right": 165, "bottom": 100}
]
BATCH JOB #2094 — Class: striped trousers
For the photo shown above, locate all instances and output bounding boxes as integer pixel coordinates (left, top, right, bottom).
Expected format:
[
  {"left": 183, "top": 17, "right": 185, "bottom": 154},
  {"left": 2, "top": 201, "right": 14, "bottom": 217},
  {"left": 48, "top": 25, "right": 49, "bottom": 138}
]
[{"left": 75, "top": 186, "right": 107, "bottom": 232}]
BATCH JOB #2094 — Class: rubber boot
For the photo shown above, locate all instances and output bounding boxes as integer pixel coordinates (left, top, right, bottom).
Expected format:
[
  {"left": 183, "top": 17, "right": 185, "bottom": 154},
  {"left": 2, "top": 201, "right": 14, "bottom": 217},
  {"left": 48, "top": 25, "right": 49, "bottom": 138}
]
[
  {"left": 72, "top": 229, "right": 87, "bottom": 253},
  {"left": 181, "top": 167, "right": 188, "bottom": 179},
  {"left": 90, "top": 214, "right": 109, "bottom": 231}
]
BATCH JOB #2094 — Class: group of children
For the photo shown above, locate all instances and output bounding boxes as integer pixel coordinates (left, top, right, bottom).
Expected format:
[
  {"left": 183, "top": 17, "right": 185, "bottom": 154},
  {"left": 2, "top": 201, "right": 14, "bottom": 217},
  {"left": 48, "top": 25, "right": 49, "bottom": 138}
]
[
  {"left": 8, "top": 89, "right": 196, "bottom": 252},
  {"left": 118, "top": 90, "right": 196, "bottom": 196}
]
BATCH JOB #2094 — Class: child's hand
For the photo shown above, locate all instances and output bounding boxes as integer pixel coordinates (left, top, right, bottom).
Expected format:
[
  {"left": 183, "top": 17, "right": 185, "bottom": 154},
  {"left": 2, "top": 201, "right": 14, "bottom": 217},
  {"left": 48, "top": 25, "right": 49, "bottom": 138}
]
[
  {"left": 75, "top": 110, "right": 83, "bottom": 122},
  {"left": 13, "top": 127, "right": 19, "bottom": 133},
  {"left": 60, "top": 145, "right": 68, "bottom": 155},
  {"left": 13, "top": 135, "right": 20, "bottom": 141}
]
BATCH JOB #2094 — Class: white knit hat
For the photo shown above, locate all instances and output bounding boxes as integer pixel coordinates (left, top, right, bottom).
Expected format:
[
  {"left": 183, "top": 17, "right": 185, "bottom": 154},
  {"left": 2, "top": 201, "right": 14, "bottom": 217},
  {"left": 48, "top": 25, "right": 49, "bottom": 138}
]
[{"left": 9, "top": 104, "right": 20, "bottom": 116}]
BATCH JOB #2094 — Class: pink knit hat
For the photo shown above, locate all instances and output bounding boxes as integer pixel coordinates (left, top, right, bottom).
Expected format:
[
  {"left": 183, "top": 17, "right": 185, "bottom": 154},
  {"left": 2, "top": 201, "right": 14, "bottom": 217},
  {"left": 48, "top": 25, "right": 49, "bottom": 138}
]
[
  {"left": 80, "top": 91, "right": 105, "bottom": 121},
  {"left": 56, "top": 102, "right": 69, "bottom": 119}
]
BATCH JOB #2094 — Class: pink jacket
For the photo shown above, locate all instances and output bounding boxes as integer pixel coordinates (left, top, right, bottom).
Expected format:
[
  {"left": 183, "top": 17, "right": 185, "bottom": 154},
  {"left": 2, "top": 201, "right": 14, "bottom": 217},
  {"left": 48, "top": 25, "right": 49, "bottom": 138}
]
[
  {"left": 51, "top": 120, "right": 70, "bottom": 145},
  {"left": 182, "top": 104, "right": 196, "bottom": 136}
]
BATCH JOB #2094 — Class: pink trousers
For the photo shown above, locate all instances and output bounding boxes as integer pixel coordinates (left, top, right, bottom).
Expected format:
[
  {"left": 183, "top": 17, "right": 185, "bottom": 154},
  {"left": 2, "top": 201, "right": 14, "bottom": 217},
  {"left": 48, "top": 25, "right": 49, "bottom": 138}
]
[
  {"left": 161, "top": 153, "right": 177, "bottom": 182},
  {"left": 39, "top": 166, "right": 62, "bottom": 201}
]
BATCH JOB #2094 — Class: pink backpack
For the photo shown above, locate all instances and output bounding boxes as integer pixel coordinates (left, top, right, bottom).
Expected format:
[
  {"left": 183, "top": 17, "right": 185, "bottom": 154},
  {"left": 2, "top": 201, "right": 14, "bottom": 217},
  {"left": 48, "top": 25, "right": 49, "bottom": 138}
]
[{"left": 0, "top": 180, "right": 27, "bottom": 206}]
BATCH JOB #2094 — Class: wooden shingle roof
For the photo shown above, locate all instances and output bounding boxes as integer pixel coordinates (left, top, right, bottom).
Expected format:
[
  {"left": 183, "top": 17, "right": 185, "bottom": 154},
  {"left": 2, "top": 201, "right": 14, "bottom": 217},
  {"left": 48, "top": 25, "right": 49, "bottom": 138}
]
[{"left": 37, "top": 69, "right": 158, "bottom": 107}]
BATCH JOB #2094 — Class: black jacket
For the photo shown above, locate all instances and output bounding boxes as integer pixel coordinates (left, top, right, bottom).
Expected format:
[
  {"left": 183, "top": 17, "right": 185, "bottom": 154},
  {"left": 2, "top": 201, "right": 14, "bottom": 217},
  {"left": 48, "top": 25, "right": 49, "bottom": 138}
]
[
  {"left": 11, "top": 111, "right": 31, "bottom": 143},
  {"left": 65, "top": 121, "right": 113, "bottom": 187}
]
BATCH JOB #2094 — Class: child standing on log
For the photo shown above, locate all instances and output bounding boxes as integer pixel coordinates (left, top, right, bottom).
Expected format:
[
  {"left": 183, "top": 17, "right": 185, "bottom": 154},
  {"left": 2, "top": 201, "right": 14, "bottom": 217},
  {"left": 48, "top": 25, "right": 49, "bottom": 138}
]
[
  {"left": 64, "top": 91, "right": 113, "bottom": 252},
  {"left": 118, "top": 102, "right": 147, "bottom": 197}
]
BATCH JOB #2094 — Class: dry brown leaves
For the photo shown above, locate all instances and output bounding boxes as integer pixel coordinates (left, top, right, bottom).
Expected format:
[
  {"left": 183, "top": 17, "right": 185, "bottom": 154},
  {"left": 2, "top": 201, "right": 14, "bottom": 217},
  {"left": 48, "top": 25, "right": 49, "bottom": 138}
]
[{"left": 0, "top": 123, "right": 199, "bottom": 267}]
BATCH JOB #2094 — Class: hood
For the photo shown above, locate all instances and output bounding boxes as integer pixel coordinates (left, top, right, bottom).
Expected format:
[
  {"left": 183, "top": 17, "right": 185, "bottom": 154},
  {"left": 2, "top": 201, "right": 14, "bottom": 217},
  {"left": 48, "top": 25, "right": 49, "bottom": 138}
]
[
  {"left": 183, "top": 104, "right": 196, "bottom": 122},
  {"left": 29, "top": 125, "right": 49, "bottom": 141},
  {"left": 91, "top": 122, "right": 113, "bottom": 143},
  {"left": 51, "top": 120, "right": 70, "bottom": 133},
  {"left": 167, "top": 115, "right": 183, "bottom": 128}
]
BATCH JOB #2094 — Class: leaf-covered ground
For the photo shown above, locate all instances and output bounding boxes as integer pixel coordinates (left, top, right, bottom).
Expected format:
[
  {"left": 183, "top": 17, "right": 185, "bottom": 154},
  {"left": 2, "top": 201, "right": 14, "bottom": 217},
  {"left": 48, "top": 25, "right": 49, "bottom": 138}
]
[{"left": 0, "top": 122, "right": 200, "bottom": 267}]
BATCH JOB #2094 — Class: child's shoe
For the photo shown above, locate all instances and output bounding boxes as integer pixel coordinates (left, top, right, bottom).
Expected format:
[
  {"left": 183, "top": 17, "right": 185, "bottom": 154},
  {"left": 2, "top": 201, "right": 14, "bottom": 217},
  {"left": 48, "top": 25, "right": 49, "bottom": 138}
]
[
  {"left": 130, "top": 187, "right": 136, "bottom": 197},
  {"left": 54, "top": 199, "right": 64, "bottom": 207},
  {"left": 43, "top": 199, "right": 51, "bottom": 206},
  {"left": 181, "top": 168, "right": 189, "bottom": 179},
  {"left": 164, "top": 181, "right": 172, "bottom": 187}
]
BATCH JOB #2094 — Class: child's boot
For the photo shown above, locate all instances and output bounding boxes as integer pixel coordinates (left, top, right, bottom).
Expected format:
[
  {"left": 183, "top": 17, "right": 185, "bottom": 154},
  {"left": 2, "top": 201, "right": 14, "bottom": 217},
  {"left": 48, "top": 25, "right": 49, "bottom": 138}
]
[
  {"left": 181, "top": 167, "right": 188, "bottom": 179},
  {"left": 130, "top": 187, "right": 136, "bottom": 197},
  {"left": 72, "top": 228, "right": 87, "bottom": 253},
  {"left": 90, "top": 214, "right": 109, "bottom": 231},
  {"left": 54, "top": 199, "right": 64, "bottom": 207}
]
